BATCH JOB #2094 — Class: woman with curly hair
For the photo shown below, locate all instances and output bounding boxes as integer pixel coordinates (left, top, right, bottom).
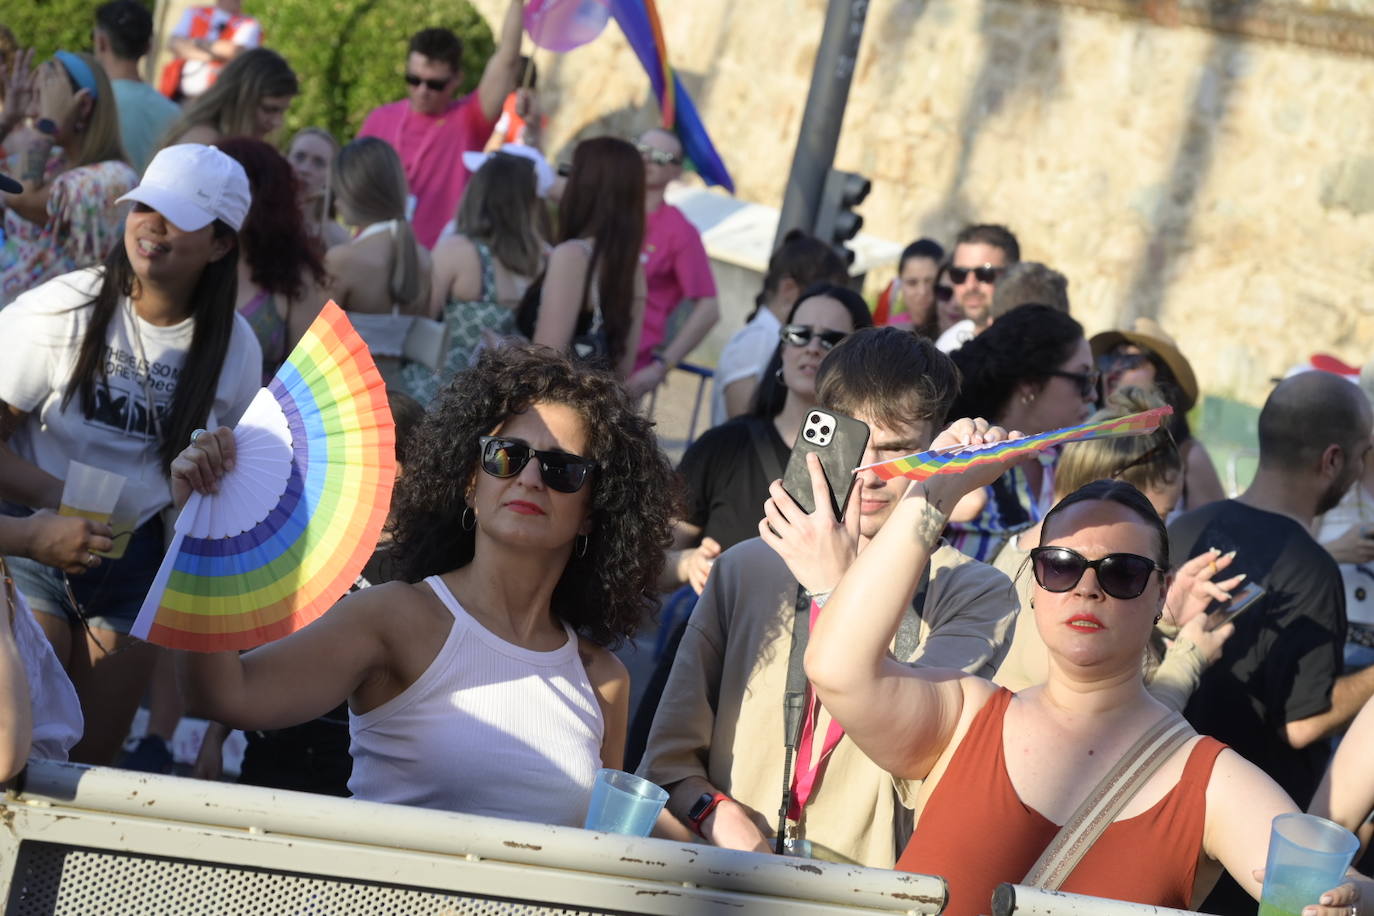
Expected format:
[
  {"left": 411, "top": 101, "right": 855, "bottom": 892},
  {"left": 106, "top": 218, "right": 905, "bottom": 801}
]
[
  {"left": 218, "top": 138, "right": 327, "bottom": 384},
  {"left": 174, "top": 344, "right": 679, "bottom": 825},
  {"left": 944, "top": 304, "right": 1098, "bottom": 563}
]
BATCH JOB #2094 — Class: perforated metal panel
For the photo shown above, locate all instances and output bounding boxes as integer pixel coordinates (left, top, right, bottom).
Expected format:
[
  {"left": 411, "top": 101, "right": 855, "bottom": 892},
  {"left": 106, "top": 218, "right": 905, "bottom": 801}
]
[{"left": 6, "top": 842, "right": 613, "bottom": 916}]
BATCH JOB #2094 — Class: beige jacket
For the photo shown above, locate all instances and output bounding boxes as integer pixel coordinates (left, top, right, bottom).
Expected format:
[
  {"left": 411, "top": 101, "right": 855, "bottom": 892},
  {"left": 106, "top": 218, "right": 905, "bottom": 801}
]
[{"left": 637, "top": 537, "right": 1018, "bottom": 868}]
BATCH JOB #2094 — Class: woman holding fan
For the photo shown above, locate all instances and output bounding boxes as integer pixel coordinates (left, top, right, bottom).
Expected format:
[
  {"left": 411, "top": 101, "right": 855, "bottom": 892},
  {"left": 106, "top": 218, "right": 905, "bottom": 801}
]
[
  {"left": 175, "top": 344, "right": 679, "bottom": 827},
  {"left": 0, "top": 144, "right": 259, "bottom": 764}
]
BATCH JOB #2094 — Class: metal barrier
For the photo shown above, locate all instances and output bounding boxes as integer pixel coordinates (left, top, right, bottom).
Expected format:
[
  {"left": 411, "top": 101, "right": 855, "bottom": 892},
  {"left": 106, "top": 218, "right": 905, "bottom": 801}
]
[
  {"left": 992, "top": 883, "right": 1197, "bottom": 915},
  {"left": 0, "top": 760, "right": 946, "bottom": 915},
  {"left": 647, "top": 360, "right": 714, "bottom": 450}
]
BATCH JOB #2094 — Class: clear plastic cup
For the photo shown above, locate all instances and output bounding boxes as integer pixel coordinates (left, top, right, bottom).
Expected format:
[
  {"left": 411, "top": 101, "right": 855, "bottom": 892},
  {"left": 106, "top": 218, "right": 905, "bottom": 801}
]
[
  {"left": 58, "top": 461, "right": 126, "bottom": 528},
  {"left": 583, "top": 769, "right": 668, "bottom": 836},
  {"left": 1258, "top": 813, "right": 1360, "bottom": 916},
  {"left": 97, "top": 481, "right": 155, "bottom": 560}
]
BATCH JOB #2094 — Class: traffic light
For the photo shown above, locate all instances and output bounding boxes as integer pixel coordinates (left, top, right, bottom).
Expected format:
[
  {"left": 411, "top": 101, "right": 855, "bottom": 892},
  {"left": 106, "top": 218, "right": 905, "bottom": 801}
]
[{"left": 813, "top": 168, "right": 871, "bottom": 266}]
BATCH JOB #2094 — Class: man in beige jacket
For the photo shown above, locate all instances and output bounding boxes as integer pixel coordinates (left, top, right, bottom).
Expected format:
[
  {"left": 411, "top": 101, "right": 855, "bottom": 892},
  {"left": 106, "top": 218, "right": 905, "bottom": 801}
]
[{"left": 638, "top": 327, "right": 1019, "bottom": 868}]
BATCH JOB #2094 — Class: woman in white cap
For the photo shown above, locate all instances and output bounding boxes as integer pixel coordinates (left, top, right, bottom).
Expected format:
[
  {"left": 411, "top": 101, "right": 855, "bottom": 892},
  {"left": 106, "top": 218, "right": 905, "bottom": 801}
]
[
  {"left": 0, "top": 49, "right": 137, "bottom": 304},
  {"left": 0, "top": 143, "right": 261, "bottom": 765},
  {"left": 402, "top": 150, "right": 547, "bottom": 405},
  {"left": 1091, "top": 318, "right": 1226, "bottom": 516}
]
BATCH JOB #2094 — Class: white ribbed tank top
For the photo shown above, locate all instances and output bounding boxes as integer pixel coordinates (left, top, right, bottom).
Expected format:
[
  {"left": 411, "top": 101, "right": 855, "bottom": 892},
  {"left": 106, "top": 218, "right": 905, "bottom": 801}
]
[{"left": 348, "top": 575, "right": 605, "bottom": 826}]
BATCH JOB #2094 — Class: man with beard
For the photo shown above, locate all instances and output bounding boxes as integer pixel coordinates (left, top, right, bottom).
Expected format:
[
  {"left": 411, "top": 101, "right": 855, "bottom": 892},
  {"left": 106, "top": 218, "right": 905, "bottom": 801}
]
[
  {"left": 934, "top": 223, "right": 1018, "bottom": 354},
  {"left": 1169, "top": 370, "right": 1374, "bottom": 914}
]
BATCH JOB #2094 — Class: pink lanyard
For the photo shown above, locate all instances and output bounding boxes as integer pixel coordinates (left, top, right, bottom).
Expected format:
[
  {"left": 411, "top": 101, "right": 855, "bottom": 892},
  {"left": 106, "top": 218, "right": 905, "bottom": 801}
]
[{"left": 786, "top": 602, "right": 846, "bottom": 822}]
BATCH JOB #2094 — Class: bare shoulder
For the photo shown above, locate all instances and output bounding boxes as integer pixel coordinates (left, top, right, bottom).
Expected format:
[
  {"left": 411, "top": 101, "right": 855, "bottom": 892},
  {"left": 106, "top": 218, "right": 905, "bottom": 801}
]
[
  {"left": 551, "top": 239, "right": 592, "bottom": 264},
  {"left": 433, "top": 233, "right": 479, "bottom": 266},
  {"left": 578, "top": 637, "right": 629, "bottom": 693}
]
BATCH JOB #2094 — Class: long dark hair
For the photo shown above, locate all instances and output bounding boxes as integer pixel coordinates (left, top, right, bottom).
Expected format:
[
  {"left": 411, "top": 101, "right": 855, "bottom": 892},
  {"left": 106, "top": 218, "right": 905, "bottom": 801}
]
[
  {"left": 62, "top": 225, "right": 240, "bottom": 473},
  {"left": 555, "top": 137, "right": 645, "bottom": 368},
  {"left": 752, "top": 283, "right": 873, "bottom": 419},
  {"left": 217, "top": 137, "right": 326, "bottom": 301},
  {"left": 389, "top": 344, "right": 679, "bottom": 647}
]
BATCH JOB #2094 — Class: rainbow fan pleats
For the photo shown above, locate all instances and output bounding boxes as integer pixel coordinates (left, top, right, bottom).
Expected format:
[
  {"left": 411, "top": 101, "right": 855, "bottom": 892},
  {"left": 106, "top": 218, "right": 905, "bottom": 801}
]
[
  {"left": 132, "top": 302, "right": 395, "bottom": 651},
  {"left": 861, "top": 406, "right": 1174, "bottom": 482}
]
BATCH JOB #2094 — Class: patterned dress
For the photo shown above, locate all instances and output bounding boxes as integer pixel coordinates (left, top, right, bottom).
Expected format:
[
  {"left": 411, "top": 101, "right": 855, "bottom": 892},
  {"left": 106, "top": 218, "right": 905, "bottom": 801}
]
[
  {"left": 0, "top": 159, "right": 139, "bottom": 306},
  {"left": 239, "top": 289, "right": 287, "bottom": 386},
  {"left": 400, "top": 240, "right": 517, "bottom": 406}
]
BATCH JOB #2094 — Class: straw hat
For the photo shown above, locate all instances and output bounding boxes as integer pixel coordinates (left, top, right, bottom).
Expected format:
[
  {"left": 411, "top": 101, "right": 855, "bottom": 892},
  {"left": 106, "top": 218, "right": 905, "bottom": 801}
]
[{"left": 1089, "top": 317, "right": 1199, "bottom": 413}]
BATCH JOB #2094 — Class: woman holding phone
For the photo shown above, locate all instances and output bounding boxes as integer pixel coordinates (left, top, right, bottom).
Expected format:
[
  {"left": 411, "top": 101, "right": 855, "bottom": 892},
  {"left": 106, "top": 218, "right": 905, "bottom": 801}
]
[{"left": 174, "top": 345, "right": 679, "bottom": 825}]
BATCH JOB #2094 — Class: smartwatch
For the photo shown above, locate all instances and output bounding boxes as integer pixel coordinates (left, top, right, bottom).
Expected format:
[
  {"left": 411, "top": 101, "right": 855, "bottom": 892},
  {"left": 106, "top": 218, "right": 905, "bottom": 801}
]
[{"left": 687, "top": 791, "right": 729, "bottom": 836}]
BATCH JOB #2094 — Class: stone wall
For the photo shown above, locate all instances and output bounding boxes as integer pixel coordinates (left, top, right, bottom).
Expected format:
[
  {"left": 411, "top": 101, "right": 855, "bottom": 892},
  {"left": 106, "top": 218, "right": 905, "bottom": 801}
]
[{"left": 464, "top": 0, "right": 1374, "bottom": 406}]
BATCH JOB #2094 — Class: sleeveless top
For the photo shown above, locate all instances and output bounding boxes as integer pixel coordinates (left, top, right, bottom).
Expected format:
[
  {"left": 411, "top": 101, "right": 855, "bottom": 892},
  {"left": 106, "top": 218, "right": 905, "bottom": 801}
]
[
  {"left": 896, "top": 688, "right": 1224, "bottom": 915},
  {"left": 347, "top": 575, "right": 605, "bottom": 826},
  {"left": 239, "top": 288, "right": 286, "bottom": 385},
  {"left": 401, "top": 240, "right": 516, "bottom": 405}
]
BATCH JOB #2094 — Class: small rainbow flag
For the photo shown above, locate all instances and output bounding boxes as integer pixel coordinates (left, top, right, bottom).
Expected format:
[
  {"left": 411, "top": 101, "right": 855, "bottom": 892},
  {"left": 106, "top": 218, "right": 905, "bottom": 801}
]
[{"left": 859, "top": 406, "right": 1174, "bottom": 482}]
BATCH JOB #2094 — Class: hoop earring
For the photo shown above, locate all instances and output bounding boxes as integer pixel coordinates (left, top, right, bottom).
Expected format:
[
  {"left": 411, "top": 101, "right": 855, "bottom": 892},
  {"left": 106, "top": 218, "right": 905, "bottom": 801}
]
[
  {"left": 575, "top": 534, "right": 589, "bottom": 558},
  {"left": 461, "top": 506, "right": 475, "bottom": 531},
  {"left": 775, "top": 367, "right": 784, "bottom": 384}
]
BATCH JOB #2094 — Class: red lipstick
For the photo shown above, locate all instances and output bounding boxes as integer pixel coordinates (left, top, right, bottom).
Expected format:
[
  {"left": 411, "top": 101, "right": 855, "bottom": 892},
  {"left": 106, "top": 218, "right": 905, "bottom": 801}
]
[
  {"left": 504, "top": 500, "right": 545, "bottom": 516},
  {"left": 1065, "top": 613, "right": 1105, "bottom": 631}
]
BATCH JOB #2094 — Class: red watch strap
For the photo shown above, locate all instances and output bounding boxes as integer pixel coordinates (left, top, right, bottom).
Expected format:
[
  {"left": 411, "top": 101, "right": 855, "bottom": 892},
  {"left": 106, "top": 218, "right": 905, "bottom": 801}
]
[{"left": 688, "top": 791, "right": 730, "bottom": 836}]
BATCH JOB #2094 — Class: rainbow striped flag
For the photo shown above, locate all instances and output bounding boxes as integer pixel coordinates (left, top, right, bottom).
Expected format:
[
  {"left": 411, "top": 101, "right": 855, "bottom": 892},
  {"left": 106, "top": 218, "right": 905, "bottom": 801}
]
[{"left": 858, "top": 406, "right": 1174, "bottom": 482}]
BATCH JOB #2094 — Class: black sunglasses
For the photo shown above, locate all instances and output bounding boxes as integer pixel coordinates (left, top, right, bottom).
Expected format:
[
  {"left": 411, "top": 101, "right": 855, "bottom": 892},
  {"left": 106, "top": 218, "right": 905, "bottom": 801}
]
[
  {"left": 634, "top": 140, "right": 682, "bottom": 166},
  {"left": 1030, "top": 546, "right": 1164, "bottom": 600},
  {"left": 947, "top": 264, "right": 1001, "bottom": 285},
  {"left": 404, "top": 73, "right": 451, "bottom": 92},
  {"left": 478, "top": 436, "right": 595, "bottom": 494},
  {"left": 1048, "top": 369, "right": 1102, "bottom": 401},
  {"left": 780, "top": 324, "right": 847, "bottom": 350}
]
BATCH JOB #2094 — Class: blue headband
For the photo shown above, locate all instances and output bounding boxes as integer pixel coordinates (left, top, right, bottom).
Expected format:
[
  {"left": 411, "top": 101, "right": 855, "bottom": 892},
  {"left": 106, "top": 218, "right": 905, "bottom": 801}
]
[{"left": 53, "top": 51, "right": 99, "bottom": 101}]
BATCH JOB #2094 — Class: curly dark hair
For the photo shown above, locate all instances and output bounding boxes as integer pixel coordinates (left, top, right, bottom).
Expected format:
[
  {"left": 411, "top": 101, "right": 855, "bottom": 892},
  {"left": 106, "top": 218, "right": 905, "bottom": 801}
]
[
  {"left": 388, "top": 344, "right": 680, "bottom": 647},
  {"left": 949, "top": 304, "right": 1084, "bottom": 423}
]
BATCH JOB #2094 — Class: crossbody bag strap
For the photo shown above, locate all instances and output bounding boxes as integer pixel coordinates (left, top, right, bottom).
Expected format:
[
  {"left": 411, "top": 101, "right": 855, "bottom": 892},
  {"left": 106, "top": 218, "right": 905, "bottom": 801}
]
[
  {"left": 746, "top": 417, "right": 786, "bottom": 485},
  {"left": 1022, "top": 712, "right": 1194, "bottom": 890},
  {"left": 776, "top": 583, "right": 811, "bottom": 855}
]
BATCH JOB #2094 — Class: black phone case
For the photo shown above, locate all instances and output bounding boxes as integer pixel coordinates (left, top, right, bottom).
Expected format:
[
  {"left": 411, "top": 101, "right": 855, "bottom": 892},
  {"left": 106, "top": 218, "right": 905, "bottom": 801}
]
[{"left": 781, "top": 409, "right": 871, "bottom": 520}]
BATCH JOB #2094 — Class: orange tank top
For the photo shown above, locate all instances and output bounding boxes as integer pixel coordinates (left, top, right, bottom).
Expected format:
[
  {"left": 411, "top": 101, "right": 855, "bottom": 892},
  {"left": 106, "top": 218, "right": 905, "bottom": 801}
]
[{"left": 896, "top": 688, "right": 1225, "bottom": 916}]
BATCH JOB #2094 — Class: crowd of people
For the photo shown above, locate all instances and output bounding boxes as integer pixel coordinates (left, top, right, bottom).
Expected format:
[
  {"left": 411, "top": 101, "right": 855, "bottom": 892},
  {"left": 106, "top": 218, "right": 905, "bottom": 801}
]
[{"left": 0, "top": 3, "right": 1371, "bottom": 915}]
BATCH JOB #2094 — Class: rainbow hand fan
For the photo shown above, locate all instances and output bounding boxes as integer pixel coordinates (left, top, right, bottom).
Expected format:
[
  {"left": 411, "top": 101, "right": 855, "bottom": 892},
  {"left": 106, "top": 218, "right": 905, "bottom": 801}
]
[
  {"left": 858, "top": 406, "right": 1174, "bottom": 483},
  {"left": 132, "top": 302, "right": 395, "bottom": 652}
]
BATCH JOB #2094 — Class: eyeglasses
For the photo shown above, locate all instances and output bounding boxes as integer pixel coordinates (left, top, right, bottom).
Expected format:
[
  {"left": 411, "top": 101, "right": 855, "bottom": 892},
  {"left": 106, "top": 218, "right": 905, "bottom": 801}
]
[
  {"left": 478, "top": 436, "right": 596, "bottom": 494},
  {"left": 404, "top": 73, "right": 452, "bottom": 92},
  {"left": 1048, "top": 369, "right": 1102, "bottom": 401},
  {"left": 780, "top": 324, "right": 848, "bottom": 350},
  {"left": 634, "top": 141, "right": 682, "bottom": 166},
  {"left": 1030, "top": 546, "right": 1164, "bottom": 600},
  {"left": 947, "top": 264, "right": 1001, "bottom": 285},
  {"left": 935, "top": 285, "right": 954, "bottom": 303}
]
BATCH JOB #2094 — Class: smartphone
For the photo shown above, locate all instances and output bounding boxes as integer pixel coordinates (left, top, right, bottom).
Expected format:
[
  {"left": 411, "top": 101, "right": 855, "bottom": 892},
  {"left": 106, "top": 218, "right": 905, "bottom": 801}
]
[
  {"left": 780, "top": 409, "right": 870, "bottom": 520},
  {"left": 1206, "top": 581, "right": 1266, "bottom": 630}
]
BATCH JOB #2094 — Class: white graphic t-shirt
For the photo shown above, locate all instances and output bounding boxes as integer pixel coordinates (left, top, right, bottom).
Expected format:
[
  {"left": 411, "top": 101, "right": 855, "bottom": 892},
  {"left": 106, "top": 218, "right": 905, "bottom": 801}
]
[{"left": 0, "top": 268, "right": 261, "bottom": 526}]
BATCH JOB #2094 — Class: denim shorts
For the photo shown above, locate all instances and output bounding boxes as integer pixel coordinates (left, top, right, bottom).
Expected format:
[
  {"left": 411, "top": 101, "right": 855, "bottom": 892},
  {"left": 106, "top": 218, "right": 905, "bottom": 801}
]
[{"left": 6, "top": 514, "right": 166, "bottom": 636}]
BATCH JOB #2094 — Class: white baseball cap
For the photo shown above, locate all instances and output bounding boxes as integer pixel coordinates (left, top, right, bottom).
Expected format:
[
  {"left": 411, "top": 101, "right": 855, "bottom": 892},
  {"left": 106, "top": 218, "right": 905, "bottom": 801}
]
[
  {"left": 118, "top": 144, "right": 252, "bottom": 232},
  {"left": 462, "top": 143, "right": 557, "bottom": 199}
]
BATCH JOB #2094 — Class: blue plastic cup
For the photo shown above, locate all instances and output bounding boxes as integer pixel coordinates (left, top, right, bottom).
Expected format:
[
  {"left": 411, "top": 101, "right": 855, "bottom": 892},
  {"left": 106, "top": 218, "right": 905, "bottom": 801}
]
[
  {"left": 583, "top": 769, "right": 668, "bottom": 836},
  {"left": 1258, "top": 813, "right": 1360, "bottom": 916}
]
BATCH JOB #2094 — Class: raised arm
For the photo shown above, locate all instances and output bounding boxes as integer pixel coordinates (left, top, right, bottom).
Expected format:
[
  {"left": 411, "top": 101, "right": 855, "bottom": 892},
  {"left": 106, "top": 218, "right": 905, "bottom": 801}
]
[
  {"left": 477, "top": 1, "right": 524, "bottom": 122},
  {"left": 1310, "top": 694, "right": 1374, "bottom": 836},
  {"left": 805, "top": 419, "right": 1014, "bottom": 780}
]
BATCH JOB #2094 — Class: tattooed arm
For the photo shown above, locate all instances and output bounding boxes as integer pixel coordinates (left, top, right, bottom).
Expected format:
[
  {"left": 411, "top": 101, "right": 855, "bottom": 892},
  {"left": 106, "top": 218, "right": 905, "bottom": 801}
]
[{"left": 806, "top": 418, "right": 1020, "bottom": 780}]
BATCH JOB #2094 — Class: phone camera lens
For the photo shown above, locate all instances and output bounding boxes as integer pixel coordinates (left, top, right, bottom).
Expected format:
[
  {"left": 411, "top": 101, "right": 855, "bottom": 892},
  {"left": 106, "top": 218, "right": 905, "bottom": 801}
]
[
  {"left": 821, "top": 425, "right": 831, "bottom": 436},
  {"left": 805, "top": 429, "right": 815, "bottom": 439}
]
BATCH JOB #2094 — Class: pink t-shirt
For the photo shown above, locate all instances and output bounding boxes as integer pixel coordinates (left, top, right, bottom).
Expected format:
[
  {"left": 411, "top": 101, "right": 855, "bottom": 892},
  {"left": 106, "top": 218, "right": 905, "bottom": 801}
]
[
  {"left": 636, "top": 203, "right": 716, "bottom": 370},
  {"left": 357, "top": 95, "right": 497, "bottom": 248}
]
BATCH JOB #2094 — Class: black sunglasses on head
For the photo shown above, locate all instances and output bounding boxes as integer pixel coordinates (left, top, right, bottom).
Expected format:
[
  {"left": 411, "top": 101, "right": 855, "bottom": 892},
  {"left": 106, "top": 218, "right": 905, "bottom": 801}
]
[
  {"left": 478, "top": 436, "right": 595, "bottom": 494},
  {"left": 780, "top": 324, "right": 847, "bottom": 351},
  {"left": 405, "top": 73, "right": 451, "bottom": 92},
  {"left": 948, "top": 264, "right": 1001, "bottom": 285},
  {"left": 1030, "top": 546, "right": 1164, "bottom": 600}
]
